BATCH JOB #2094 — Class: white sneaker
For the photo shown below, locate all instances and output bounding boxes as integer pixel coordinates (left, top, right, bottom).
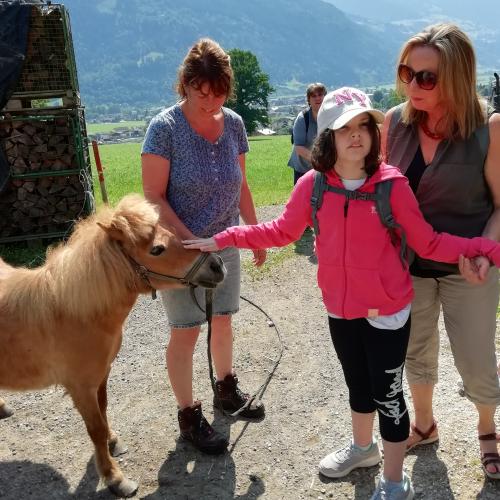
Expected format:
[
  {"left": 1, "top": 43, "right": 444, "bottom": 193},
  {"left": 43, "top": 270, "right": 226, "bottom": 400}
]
[
  {"left": 370, "top": 472, "right": 414, "bottom": 500},
  {"left": 319, "top": 440, "right": 381, "bottom": 478}
]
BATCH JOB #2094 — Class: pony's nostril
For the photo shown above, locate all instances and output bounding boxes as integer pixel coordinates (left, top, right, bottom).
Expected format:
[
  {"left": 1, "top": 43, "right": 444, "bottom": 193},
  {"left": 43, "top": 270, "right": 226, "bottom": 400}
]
[{"left": 210, "top": 260, "right": 225, "bottom": 274}]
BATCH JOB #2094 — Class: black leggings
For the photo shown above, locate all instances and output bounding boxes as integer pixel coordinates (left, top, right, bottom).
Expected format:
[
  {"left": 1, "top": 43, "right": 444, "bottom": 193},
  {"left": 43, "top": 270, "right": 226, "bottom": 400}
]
[{"left": 328, "top": 316, "right": 411, "bottom": 443}]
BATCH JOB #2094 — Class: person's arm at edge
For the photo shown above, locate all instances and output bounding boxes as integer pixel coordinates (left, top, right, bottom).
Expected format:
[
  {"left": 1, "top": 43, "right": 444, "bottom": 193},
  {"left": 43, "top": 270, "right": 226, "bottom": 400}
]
[
  {"left": 460, "top": 113, "right": 500, "bottom": 282},
  {"left": 295, "top": 145, "right": 312, "bottom": 162}
]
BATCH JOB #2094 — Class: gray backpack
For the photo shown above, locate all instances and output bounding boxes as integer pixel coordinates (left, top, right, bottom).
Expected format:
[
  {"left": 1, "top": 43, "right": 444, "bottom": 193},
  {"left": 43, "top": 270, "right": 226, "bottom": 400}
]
[{"left": 310, "top": 171, "right": 408, "bottom": 268}]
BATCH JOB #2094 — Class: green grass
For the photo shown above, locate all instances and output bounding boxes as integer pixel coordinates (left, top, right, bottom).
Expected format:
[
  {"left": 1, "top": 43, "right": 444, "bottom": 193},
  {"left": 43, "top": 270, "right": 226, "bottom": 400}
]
[
  {"left": 246, "top": 135, "right": 293, "bottom": 206},
  {"left": 91, "top": 142, "right": 143, "bottom": 202},
  {"left": 90, "top": 134, "right": 293, "bottom": 207},
  {"left": 242, "top": 245, "right": 295, "bottom": 280},
  {"left": 87, "top": 120, "right": 146, "bottom": 134}
]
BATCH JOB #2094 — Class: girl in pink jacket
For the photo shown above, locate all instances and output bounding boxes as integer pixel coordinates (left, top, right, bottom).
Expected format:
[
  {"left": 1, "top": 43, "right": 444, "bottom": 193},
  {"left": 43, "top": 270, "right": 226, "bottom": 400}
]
[{"left": 184, "top": 87, "right": 500, "bottom": 500}]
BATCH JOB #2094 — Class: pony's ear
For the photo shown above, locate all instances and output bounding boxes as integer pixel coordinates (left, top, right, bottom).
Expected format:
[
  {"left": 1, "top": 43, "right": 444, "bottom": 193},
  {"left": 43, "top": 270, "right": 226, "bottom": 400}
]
[{"left": 96, "top": 221, "right": 127, "bottom": 243}]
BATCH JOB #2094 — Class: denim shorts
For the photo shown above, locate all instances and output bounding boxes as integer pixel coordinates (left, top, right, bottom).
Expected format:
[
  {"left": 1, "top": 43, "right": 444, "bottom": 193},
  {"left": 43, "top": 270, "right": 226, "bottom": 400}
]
[{"left": 160, "top": 246, "right": 240, "bottom": 328}]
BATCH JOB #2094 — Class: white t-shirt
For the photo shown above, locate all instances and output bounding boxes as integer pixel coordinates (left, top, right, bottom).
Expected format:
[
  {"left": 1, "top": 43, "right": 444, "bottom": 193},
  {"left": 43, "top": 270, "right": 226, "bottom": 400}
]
[{"left": 327, "top": 177, "right": 411, "bottom": 330}]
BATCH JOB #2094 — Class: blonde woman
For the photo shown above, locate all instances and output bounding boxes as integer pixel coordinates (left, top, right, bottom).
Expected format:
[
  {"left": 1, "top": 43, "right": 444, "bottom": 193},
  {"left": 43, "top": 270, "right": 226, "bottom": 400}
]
[{"left": 382, "top": 23, "right": 500, "bottom": 479}]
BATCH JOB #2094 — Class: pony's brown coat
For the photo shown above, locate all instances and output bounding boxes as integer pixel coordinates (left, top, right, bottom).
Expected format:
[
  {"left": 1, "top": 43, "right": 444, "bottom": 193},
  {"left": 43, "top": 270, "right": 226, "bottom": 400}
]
[{"left": 0, "top": 194, "right": 224, "bottom": 496}]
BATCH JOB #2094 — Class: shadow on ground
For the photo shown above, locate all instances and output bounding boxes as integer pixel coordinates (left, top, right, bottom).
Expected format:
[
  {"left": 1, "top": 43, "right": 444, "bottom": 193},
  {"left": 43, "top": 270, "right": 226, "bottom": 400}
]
[{"left": 143, "top": 412, "right": 266, "bottom": 499}]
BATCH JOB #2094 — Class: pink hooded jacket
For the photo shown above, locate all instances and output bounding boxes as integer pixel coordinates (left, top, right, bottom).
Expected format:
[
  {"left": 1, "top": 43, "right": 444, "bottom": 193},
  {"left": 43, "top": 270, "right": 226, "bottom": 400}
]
[{"left": 214, "top": 163, "right": 500, "bottom": 319}]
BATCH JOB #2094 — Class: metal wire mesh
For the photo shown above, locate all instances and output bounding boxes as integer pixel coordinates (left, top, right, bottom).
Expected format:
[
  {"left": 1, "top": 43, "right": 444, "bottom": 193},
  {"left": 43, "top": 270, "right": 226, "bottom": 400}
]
[{"left": 15, "top": 4, "right": 77, "bottom": 94}]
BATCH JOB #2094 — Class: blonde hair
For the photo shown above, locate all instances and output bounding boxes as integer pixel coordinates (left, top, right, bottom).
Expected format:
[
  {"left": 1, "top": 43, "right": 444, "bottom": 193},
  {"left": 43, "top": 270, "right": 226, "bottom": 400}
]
[{"left": 396, "top": 23, "right": 485, "bottom": 140}]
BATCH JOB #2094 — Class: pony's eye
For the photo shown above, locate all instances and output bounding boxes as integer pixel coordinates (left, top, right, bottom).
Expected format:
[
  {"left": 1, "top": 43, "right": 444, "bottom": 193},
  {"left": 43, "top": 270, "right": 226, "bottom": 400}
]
[{"left": 150, "top": 245, "right": 165, "bottom": 256}]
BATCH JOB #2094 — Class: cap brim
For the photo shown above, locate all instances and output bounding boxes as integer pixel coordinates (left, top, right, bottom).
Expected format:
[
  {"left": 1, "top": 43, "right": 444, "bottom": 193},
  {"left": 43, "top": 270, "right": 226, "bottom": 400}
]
[{"left": 325, "top": 108, "right": 385, "bottom": 132}]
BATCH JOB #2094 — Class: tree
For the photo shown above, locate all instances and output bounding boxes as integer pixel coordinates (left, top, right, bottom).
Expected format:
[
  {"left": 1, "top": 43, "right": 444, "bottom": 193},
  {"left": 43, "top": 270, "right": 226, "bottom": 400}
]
[{"left": 226, "top": 49, "right": 274, "bottom": 134}]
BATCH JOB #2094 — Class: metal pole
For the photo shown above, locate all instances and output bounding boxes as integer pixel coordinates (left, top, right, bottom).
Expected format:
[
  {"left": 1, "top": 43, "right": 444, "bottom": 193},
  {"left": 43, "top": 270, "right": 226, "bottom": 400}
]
[
  {"left": 493, "top": 73, "right": 500, "bottom": 113},
  {"left": 91, "top": 140, "right": 109, "bottom": 205}
]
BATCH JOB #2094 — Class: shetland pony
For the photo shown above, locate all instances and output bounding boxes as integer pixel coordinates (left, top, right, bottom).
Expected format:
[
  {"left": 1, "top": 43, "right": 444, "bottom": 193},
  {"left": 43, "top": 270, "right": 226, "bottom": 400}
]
[{"left": 0, "top": 194, "right": 225, "bottom": 497}]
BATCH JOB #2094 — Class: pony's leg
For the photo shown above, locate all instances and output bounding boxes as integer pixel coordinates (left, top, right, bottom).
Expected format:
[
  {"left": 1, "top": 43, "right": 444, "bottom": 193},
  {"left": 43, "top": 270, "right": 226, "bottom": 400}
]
[
  {"left": 97, "top": 371, "right": 128, "bottom": 457},
  {"left": 0, "top": 397, "right": 14, "bottom": 419},
  {"left": 69, "top": 386, "right": 138, "bottom": 498}
]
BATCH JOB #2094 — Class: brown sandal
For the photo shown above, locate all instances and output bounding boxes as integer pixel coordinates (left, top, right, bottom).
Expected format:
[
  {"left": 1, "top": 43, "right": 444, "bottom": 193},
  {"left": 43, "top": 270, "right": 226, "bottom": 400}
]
[
  {"left": 406, "top": 420, "right": 439, "bottom": 451},
  {"left": 479, "top": 433, "right": 500, "bottom": 479}
]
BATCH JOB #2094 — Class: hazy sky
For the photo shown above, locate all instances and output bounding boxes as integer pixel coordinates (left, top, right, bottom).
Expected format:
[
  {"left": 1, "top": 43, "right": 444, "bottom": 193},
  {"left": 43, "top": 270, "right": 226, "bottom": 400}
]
[{"left": 324, "top": 0, "right": 499, "bottom": 30}]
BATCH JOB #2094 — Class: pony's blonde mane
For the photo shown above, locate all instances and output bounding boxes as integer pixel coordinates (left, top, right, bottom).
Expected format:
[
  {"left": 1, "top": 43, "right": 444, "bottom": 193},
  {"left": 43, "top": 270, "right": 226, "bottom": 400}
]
[{"left": 2, "top": 195, "right": 159, "bottom": 326}]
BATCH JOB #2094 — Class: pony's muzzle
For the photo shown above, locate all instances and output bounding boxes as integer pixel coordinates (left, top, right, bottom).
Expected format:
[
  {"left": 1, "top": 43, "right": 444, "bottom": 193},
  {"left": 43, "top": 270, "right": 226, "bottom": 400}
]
[{"left": 196, "top": 253, "right": 226, "bottom": 288}]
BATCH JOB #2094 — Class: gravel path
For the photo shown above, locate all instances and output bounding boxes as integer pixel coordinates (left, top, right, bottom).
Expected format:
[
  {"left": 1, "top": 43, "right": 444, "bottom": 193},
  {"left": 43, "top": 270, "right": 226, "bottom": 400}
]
[{"left": 1, "top": 205, "right": 500, "bottom": 499}]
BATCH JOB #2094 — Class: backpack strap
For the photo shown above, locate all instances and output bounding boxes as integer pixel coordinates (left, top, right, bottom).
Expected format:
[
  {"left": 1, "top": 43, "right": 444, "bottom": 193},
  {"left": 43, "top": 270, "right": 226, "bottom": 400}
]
[
  {"left": 291, "top": 108, "right": 311, "bottom": 145},
  {"left": 310, "top": 172, "right": 378, "bottom": 234},
  {"left": 310, "top": 171, "right": 326, "bottom": 235},
  {"left": 304, "top": 108, "right": 310, "bottom": 136},
  {"left": 326, "top": 185, "right": 377, "bottom": 201},
  {"left": 375, "top": 180, "right": 407, "bottom": 269}
]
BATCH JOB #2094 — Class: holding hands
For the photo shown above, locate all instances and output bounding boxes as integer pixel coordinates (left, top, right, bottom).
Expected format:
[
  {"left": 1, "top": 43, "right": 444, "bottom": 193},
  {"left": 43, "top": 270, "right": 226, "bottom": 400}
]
[{"left": 458, "top": 255, "right": 490, "bottom": 285}]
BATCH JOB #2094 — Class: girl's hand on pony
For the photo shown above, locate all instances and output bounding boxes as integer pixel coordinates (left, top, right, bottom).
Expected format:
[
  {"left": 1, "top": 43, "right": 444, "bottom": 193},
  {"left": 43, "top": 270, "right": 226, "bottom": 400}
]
[
  {"left": 459, "top": 255, "right": 490, "bottom": 284},
  {"left": 183, "top": 237, "right": 219, "bottom": 252}
]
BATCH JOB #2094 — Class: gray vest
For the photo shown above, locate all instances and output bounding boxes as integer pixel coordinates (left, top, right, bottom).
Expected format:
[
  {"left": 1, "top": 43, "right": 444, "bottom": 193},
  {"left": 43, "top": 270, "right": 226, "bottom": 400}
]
[{"left": 386, "top": 103, "right": 492, "bottom": 273}]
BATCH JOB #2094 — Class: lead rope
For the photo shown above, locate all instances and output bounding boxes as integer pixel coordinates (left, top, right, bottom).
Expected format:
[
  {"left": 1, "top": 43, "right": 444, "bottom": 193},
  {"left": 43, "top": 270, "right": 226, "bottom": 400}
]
[
  {"left": 203, "top": 289, "right": 284, "bottom": 418},
  {"left": 205, "top": 289, "right": 218, "bottom": 405}
]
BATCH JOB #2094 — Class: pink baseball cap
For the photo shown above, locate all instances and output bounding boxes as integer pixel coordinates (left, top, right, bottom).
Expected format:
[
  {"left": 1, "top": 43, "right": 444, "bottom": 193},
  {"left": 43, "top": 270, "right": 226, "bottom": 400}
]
[{"left": 317, "top": 87, "right": 385, "bottom": 134}]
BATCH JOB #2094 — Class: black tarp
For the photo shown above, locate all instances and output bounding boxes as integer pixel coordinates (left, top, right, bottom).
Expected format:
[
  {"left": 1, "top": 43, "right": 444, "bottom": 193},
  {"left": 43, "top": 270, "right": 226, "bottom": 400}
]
[{"left": 0, "top": 1, "right": 31, "bottom": 193}]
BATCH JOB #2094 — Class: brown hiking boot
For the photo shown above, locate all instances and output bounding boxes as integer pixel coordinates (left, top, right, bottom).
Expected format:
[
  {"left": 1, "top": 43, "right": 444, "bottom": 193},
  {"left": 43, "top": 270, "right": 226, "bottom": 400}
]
[
  {"left": 213, "top": 373, "right": 265, "bottom": 419},
  {"left": 177, "top": 401, "right": 228, "bottom": 454}
]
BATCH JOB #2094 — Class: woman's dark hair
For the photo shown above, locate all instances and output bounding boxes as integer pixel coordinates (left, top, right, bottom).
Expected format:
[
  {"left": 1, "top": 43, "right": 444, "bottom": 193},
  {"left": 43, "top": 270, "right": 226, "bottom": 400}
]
[
  {"left": 311, "top": 114, "right": 382, "bottom": 176},
  {"left": 176, "top": 38, "right": 234, "bottom": 99},
  {"left": 306, "top": 82, "right": 327, "bottom": 104}
]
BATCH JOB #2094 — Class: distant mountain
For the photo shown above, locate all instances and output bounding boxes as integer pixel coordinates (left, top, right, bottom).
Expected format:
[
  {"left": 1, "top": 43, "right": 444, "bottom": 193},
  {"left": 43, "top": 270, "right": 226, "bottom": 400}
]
[
  {"left": 60, "top": 0, "right": 500, "bottom": 112},
  {"left": 63, "top": 0, "right": 401, "bottom": 109}
]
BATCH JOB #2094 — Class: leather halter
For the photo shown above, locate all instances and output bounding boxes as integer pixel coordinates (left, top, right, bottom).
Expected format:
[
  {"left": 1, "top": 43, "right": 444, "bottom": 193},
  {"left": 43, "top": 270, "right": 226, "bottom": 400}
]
[{"left": 128, "top": 252, "right": 212, "bottom": 298}]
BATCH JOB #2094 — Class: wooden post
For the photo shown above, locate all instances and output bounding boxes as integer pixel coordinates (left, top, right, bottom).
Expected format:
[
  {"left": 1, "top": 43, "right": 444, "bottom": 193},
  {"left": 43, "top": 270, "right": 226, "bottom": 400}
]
[{"left": 91, "top": 140, "right": 109, "bottom": 205}]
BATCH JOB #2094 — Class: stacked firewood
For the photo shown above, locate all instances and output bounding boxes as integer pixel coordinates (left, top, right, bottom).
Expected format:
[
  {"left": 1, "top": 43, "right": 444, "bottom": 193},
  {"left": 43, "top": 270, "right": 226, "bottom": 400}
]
[
  {"left": 0, "top": 174, "right": 87, "bottom": 237},
  {"left": 0, "top": 116, "right": 77, "bottom": 175},
  {"left": 0, "top": 113, "right": 92, "bottom": 239}
]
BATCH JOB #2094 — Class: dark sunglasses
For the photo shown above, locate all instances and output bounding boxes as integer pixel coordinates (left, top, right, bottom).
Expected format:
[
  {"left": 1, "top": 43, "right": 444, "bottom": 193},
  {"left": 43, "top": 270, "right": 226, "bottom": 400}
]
[{"left": 398, "top": 64, "right": 438, "bottom": 90}]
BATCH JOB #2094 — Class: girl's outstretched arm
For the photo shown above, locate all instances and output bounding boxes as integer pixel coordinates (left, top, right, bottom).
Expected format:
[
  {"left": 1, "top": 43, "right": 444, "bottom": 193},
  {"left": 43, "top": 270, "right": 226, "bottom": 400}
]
[{"left": 185, "top": 173, "right": 314, "bottom": 253}]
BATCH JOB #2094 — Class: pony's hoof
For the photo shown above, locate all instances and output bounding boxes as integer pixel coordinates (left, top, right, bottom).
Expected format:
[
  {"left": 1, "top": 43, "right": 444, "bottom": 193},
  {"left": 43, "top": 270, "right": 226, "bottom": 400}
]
[
  {"left": 108, "top": 478, "right": 138, "bottom": 497},
  {"left": 109, "top": 437, "right": 128, "bottom": 457},
  {"left": 0, "top": 404, "right": 13, "bottom": 419}
]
